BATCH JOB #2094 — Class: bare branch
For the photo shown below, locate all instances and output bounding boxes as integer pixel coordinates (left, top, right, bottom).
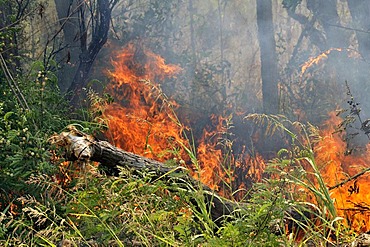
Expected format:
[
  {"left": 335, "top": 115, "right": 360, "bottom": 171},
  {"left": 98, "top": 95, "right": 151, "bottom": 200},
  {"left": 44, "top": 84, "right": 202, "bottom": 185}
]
[
  {"left": 328, "top": 167, "right": 370, "bottom": 191},
  {"left": 0, "top": 53, "right": 30, "bottom": 111}
]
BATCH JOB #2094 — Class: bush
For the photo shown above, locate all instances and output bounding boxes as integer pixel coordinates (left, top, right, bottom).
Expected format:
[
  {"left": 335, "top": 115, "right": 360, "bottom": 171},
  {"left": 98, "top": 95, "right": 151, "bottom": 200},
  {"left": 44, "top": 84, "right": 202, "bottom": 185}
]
[{"left": 0, "top": 60, "right": 69, "bottom": 210}]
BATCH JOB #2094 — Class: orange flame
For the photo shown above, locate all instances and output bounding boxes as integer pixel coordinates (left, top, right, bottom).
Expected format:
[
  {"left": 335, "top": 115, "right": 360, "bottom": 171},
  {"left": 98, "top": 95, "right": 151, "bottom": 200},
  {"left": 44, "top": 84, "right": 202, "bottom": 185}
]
[
  {"left": 315, "top": 111, "right": 370, "bottom": 232},
  {"left": 101, "top": 44, "right": 264, "bottom": 194},
  {"left": 301, "top": 48, "right": 343, "bottom": 74},
  {"left": 103, "top": 43, "right": 185, "bottom": 161},
  {"left": 196, "top": 114, "right": 229, "bottom": 191},
  {"left": 101, "top": 44, "right": 370, "bottom": 232}
]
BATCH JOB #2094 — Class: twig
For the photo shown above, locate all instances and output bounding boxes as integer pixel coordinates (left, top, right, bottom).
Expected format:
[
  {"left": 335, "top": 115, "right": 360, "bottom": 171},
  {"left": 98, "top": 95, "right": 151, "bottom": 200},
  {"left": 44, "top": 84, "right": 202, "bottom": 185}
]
[
  {"left": 327, "top": 23, "right": 370, "bottom": 35},
  {"left": 0, "top": 53, "right": 29, "bottom": 111},
  {"left": 328, "top": 167, "right": 370, "bottom": 190},
  {"left": 345, "top": 81, "right": 370, "bottom": 140},
  {"left": 286, "top": 15, "right": 317, "bottom": 72}
]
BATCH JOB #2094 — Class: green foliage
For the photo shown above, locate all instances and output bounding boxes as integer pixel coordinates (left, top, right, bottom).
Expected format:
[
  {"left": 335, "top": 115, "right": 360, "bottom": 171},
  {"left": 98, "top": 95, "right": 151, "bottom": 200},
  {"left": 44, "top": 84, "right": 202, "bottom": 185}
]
[
  {"left": 0, "top": 58, "right": 70, "bottom": 207},
  {"left": 0, "top": 168, "right": 216, "bottom": 246},
  {"left": 0, "top": 140, "right": 356, "bottom": 246},
  {"left": 207, "top": 181, "right": 289, "bottom": 247}
]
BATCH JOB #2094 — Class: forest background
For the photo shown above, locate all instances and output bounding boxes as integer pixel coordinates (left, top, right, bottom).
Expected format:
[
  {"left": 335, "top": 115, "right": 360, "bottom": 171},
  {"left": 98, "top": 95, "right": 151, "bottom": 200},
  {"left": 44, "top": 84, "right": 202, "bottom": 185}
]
[{"left": 2, "top": 0, "right": 370, "bottom": 246}]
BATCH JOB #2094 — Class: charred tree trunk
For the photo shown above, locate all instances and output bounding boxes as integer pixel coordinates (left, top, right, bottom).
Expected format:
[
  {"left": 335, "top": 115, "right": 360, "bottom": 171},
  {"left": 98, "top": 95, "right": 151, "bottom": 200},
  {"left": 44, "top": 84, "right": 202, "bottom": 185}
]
[
  {"left": 62, "top": 0, "right": 118, "bottom": 105},
  {"left": 256, "top": 0, "right": 279, "bottom": 114}
]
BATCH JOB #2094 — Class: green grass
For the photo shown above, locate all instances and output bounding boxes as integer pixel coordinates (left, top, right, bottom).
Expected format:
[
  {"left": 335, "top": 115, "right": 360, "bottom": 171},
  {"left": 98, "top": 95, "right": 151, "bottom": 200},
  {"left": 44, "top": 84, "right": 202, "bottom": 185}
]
[{"left": 0, "top": 107, "right": 359, "bottom": 246}]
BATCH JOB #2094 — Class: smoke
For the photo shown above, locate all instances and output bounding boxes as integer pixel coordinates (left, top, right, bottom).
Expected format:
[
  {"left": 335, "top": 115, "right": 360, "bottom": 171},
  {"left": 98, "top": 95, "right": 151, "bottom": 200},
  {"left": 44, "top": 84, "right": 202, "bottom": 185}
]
[
  {"left": 93, "top": 0, "right": 370, "bottom": 226},
  {"left": 93, "top": 0, "right": 370, "bottom": 155}
]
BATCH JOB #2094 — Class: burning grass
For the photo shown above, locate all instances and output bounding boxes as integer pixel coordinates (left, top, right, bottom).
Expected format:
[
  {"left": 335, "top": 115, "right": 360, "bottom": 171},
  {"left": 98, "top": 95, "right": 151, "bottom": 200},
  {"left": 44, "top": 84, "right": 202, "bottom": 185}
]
[
  {"left": 315, "top": 112, "right": 370, "bottom": 232},
  {"left": 6, "top": 102, "right": 370, "bottom": 245},
  {"left": 100, "top": 43, "right": 264, "bottom": 194},
  {"left": 97, "top": 44, "right": 370, "bottom": 236}
]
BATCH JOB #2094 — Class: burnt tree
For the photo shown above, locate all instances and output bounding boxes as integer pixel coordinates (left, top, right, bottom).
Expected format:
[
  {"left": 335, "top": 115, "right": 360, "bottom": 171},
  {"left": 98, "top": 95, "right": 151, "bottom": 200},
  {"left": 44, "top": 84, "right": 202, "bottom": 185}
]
[{"left": 55, "top": 0, "right": 118, "bottom": 102}]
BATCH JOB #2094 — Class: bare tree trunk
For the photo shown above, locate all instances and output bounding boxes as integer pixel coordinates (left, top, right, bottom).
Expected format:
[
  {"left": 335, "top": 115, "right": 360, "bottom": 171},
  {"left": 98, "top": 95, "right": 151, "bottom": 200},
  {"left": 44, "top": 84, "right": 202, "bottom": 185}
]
[
  {"left": 217, "top": 0, "right": 227, "bottom": 102},
  {"left": 189, "top": 0, "right": 197, "bottom": 73},
  {"left": 188, "top": 0, "right": 198, "bottom": 107},
  {"left": 67, "top": 0, "right": 117, "bottom": 105},
  {"left": 347, "top": 0, "right": 370, "bottom": 62},
  {"left": 54, "top": 0, "right": 80, "bottom": 93},
  {"left": 256, "top": 0, "right": 279, "bottom": 114}
]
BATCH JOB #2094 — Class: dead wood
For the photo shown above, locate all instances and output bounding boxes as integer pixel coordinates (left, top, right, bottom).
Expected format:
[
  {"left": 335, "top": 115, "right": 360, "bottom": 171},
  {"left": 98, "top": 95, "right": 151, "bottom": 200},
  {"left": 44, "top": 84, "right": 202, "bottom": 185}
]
[
  {"left": 348, "top": 232, "right": 370, "bottom": 247},
  {"left": 50, "top": 125, "right": 237, "bottom": 225}
]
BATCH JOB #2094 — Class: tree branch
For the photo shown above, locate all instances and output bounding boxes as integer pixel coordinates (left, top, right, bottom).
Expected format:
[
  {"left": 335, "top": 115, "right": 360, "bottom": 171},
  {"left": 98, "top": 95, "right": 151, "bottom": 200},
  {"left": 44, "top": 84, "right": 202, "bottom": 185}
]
[{"left": 328, "top": 167, "right": 370, "bottom": 191}]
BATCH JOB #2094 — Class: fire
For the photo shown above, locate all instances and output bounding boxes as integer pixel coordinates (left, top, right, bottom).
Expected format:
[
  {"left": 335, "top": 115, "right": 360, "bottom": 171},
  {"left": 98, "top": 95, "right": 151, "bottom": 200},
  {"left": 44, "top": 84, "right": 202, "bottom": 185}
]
[
  {"left": 102, "top": 44, "right": 253, "bottom": 192},
  {"left": 103, "top": 43, "right": 184, "bottom": 161},
  {"left": 197, "top": 114, "right": 267, "bottom": 193},
  {"left": 314, "top": 111, "right": 370, "bottom": 232},
  {"left": 301, "top": 48, "right": 343, "bottom": 75},
  {"left": 196, "top": 114, "right": 226, "bottom": 190},
  {"left": 100, "top": 43, "right": 370, "bottom": 232}
]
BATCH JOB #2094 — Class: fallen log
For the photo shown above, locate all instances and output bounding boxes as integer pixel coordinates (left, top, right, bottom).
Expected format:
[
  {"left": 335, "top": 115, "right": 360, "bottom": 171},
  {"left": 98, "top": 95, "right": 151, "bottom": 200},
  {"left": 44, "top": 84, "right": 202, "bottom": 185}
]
[{"left": 50, "top": 125, "right": 237, "bottom": 225}]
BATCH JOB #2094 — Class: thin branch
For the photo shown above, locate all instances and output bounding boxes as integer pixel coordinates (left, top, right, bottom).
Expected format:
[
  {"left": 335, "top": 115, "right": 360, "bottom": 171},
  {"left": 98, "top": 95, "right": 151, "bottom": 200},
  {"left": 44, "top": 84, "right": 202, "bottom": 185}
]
[
  {"left": 15, "top": 0, "right": 31, "bottom": 20},
  {"left": 0, "top": 53, "right": 29, "bottom": 111},
  {"left": 327, "top": 23, "right": 370, "bottom": 35},
  {"left": 345, "top": 81, "right": 370, "bottom": 140},
  {"left": 328, "top": 167, "right": 370, "bottom": 190},
  {"left": 286, "top": 16, "right": 317, "bottom": 71},
  {"left": 0, "top": 1, "right": 36, "bottom": 32}
]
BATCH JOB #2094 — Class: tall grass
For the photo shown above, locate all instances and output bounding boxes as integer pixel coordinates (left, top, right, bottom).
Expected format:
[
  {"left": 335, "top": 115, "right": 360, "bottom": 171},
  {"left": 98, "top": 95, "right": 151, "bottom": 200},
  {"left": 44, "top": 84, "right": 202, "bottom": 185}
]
[{"left": 247, "top": 113, "right": 354, "bottom": 245}]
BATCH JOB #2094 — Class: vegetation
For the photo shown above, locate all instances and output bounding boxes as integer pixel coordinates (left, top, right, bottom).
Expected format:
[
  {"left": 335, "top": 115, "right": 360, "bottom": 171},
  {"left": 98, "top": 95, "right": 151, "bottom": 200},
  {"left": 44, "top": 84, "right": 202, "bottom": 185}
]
[
  {"left": 0, "top": 110, "right": 358, "bottom": 246},
  {"left": 2, "top": 0, "right": 370, "bottom": 246}
]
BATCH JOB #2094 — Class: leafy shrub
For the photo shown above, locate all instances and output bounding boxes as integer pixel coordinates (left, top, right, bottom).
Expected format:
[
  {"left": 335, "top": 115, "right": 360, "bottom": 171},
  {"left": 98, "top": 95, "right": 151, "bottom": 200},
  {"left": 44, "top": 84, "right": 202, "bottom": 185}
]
[{"left": 0, "top": 60, "right": 69, "bottom": 210}]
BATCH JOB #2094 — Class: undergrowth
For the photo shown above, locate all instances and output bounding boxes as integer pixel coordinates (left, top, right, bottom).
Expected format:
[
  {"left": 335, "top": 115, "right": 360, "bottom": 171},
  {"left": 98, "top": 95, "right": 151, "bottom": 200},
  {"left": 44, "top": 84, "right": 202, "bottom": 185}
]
[
  {"left": 0, "top": 111, "right": 358, "bottom": 246},
  {"left": 0, "top": 57, "right": 358, "bottom": 245}
]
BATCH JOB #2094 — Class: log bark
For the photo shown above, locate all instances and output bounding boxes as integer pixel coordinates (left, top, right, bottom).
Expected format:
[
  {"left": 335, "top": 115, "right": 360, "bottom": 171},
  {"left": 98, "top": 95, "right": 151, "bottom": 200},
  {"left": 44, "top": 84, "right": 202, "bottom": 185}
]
[{"left": 50, "top": 126, "right": 237, "bottom": 225}]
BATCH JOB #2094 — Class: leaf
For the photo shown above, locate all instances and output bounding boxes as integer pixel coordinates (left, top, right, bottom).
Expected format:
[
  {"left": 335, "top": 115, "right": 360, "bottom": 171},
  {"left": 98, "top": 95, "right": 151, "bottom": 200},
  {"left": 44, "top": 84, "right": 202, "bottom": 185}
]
[
  {"left": 68, "top": 213, "right": 95, "bottom": 218},
  {"left": 6, "top": 130, "right": 18, "bottom": 141},
  {"left": 4, "top": 111, "right": 14, "bottom": 121},
  {"left": 277, "top": 148, "right": 289, "bottom": 158}
]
